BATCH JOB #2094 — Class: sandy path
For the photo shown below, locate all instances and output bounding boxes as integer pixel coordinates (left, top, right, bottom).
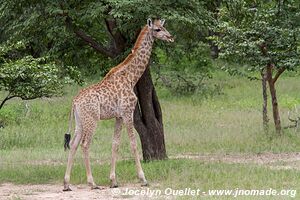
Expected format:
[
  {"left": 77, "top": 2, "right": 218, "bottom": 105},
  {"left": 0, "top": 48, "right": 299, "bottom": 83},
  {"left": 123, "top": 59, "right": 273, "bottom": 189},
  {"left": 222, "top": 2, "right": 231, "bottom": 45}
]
[{"left": 0, "top": 183, "right": 154, "bottom": 200}]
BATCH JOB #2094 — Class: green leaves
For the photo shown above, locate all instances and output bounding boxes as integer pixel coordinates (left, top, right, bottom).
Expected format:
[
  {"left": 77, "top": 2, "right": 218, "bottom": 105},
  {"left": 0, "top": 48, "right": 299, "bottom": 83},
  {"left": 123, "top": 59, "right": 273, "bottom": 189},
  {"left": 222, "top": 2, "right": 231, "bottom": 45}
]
[
  {"left": 153, "top": 41, "right": 213, "bottom": 96},
  {"left": 0, "top": 55, "right": 81, "bottom": 102},
  {"left": 214, "top": 0, "right": 300, "bottom": 72},
  {"left": 0, "top": 39, "right": 83, "bottom": 109}
]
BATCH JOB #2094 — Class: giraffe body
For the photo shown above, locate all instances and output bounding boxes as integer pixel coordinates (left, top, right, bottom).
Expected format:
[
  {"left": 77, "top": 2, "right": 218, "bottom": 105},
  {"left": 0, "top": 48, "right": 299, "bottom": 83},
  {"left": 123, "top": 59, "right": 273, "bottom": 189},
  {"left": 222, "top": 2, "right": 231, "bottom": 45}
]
[{"left": 63, "top": 19, "right": 173, "bottom": 191}]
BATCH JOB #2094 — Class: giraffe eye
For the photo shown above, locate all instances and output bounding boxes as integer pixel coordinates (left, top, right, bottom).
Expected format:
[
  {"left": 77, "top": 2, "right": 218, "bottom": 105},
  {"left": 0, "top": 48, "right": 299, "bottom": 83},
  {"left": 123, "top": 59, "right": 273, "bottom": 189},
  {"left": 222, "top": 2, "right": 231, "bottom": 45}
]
[{"left": 154, "top": 29, "right": 161, "bottom": 32}]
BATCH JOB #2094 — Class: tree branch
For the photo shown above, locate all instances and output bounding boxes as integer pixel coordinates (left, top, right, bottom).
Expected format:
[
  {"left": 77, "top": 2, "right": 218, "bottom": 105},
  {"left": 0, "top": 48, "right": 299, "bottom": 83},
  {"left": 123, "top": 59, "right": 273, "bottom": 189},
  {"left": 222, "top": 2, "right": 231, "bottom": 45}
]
[
  {"left": 0, "top": 93, "right": 16, "bottom": 109},
  {"left": 65, "top": 16, "right": 117, "bottom": 58},
  {"left": 104, "top": 18, "right": 126, "bottom": 55},
  {"left": 272, "top": 67, "right": 286, "bottom": 83}
]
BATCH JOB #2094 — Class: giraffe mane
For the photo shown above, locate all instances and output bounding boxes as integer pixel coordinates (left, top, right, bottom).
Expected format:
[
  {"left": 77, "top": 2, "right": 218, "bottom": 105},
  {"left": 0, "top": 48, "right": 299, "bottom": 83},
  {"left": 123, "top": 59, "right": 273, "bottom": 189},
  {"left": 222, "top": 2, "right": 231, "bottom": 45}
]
[{"left": 102, "top": 25, "right": 149, "bottom": 81}]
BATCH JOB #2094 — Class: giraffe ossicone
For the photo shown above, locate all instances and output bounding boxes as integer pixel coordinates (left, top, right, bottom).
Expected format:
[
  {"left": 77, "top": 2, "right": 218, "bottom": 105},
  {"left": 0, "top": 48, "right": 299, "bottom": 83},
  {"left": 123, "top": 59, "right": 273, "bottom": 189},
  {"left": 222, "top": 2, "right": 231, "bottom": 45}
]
[{"left": 63, "top": 19, "right": 174, "bottom": 191}]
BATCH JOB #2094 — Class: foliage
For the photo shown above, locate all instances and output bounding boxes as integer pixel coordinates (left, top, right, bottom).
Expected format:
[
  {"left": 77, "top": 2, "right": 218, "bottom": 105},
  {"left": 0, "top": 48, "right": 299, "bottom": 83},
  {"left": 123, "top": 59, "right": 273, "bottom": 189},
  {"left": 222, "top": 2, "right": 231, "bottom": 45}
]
[
  {"left": 0, "top": 55, "right": 80, "bottom": 99},
  {"left": 153, "top": 42, "right": 216, "bottom": 96},
  {"left": 0, "top": 41, "right": 82, "bottom": 109},
  {"left": 0, "top": 0, "right": 212, "bottom": 74},
  {"left": 213, "top": 0, "right": 300, "bottom": 72}
]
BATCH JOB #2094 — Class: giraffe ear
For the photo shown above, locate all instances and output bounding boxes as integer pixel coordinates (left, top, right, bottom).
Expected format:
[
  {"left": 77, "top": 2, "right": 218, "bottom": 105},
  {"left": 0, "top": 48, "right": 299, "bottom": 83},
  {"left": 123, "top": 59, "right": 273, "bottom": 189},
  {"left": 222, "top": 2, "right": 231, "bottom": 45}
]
[
  {"left": 160, "top": 19, "right": 165, "bottom": 26},
  {"left": 147, "top": 18, "right": 152, "bottom": 28}
]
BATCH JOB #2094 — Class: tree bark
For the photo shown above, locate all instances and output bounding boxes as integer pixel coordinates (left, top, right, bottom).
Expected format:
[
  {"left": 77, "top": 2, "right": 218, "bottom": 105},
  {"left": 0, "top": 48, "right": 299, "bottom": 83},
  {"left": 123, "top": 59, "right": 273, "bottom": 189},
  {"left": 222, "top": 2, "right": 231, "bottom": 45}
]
[
  {"left": 104, "top": 19, "right": 127, "bottom": 55},
  {"left": 268, "top": 81, "right": 281, "bottom": 134},
  {"left": 261, "top": 70, "right": 269, "bottom": 133},
  {"left": 65, "top": 16, "right": 117, "bottom": 58},
  {"left": 134, "top": 67, "right": 167, "bottom": 161},
  {"left": 266, "top": 64, "right": 282, "bottom": 134}
]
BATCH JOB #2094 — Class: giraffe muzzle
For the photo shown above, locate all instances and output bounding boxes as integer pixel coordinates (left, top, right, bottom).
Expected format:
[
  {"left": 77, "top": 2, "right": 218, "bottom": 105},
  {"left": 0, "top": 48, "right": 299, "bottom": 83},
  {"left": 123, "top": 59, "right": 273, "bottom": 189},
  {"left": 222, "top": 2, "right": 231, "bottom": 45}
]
[{"left": 167, "top": 36, "right": 174, "bottom": 42}]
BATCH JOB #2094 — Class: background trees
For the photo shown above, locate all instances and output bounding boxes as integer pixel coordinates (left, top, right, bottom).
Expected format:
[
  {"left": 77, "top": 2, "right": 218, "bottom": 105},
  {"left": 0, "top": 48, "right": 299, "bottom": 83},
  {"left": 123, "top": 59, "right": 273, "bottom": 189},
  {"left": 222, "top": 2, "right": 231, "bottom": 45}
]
[{"left": 213, "top": 0, "right": 300, "bottom": 133}]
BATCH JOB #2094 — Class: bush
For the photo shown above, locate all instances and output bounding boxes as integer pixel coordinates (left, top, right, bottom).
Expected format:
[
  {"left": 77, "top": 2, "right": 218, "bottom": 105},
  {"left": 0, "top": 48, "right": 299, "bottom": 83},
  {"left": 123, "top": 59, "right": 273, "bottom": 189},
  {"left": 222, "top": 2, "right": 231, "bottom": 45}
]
[{"left": 0, "top": 41, "right": 83, "bottom": 110}]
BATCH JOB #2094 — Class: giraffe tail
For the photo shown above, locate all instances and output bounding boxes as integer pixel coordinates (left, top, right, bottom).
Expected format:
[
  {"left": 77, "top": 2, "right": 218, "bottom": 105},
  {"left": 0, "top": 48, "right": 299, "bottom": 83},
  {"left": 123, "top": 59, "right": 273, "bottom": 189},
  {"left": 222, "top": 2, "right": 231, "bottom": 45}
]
[{"left": 64, "top": 104, "right": 74, "bottom": 151}]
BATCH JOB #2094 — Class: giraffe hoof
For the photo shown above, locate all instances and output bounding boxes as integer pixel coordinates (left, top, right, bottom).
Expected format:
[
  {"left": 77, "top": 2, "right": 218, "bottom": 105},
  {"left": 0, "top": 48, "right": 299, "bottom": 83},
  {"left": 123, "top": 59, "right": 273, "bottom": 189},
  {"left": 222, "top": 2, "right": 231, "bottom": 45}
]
[
  {"left": 141, "top": 181, "right": 148, "bottom": 187},
  {"left": 110, "top": 184, "right": 118, "bottom": 188},
  {"left": 63, "top": 187, "right": 72, "bottom": 192},
  {"left": 91, "top": 185, "right": 101, "bottom": 190}
]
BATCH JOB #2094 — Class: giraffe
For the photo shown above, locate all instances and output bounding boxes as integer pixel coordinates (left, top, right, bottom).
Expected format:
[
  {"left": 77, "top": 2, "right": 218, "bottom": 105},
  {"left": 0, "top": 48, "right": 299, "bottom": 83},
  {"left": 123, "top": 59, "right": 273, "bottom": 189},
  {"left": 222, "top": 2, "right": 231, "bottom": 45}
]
[{"left": 63, "top": 19, "right": 174, "bottom": 191}]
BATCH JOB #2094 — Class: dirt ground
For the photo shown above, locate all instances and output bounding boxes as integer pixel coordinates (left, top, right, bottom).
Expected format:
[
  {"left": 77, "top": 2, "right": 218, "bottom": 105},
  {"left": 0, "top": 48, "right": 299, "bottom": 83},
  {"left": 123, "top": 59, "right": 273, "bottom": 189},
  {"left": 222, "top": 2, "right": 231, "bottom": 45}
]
[
  {"left": 1, "top": 152, "right": 300, "bottom": 200},
  {"left": 0, "top": 183, "right": 149, "bottom": 200}
]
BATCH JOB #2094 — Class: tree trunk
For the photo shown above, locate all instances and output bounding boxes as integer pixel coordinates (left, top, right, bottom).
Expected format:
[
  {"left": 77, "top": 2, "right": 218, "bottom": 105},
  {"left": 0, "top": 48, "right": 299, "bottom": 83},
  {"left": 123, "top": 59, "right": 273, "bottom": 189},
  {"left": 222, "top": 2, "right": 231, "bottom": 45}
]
[
  {"left": 261, "top": 70, "right": 269, "bottom": 133},
  {"left": 268, "top": 81, "right": 281, "bottom": 134},
  {"left": 207, "top": 0, "right": 221, "bottom": 59},
  {"left": 134, "top": 67, "right": 167, "bottom": 161},
  {"left": 266, "top": 65, "right": 281, "bottom": 134},
  {"left": 208, "top": 30, "right": 219, "bottom": 59},
  {"left": 269, "top": 82, "right": 281, "bottom": 134}
]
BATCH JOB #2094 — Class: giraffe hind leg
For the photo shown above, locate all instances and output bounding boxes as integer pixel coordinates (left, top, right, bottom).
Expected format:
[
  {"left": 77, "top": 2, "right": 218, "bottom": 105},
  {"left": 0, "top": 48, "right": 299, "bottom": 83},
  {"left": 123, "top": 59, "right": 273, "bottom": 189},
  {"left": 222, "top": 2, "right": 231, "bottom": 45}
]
[
  {"left": 63, "top": 109, "right": 82, "bottom": 191},
  {"left": 110, "top": 117, "right": 123, "bottom": 188},
  {"left": 81, "top": 119, "right": 100, "bottom": 189}
]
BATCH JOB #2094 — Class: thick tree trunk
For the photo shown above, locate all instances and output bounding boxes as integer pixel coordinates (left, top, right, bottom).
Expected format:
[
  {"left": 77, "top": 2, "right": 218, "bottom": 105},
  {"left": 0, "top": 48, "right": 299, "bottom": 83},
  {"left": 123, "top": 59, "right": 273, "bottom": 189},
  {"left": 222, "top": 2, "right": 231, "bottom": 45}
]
[
  {"left": 261, "top": 70, "right": 269, "bottom": 133},
  {"left": 134, "top": 67, "right": 167, "bottom": 161}
]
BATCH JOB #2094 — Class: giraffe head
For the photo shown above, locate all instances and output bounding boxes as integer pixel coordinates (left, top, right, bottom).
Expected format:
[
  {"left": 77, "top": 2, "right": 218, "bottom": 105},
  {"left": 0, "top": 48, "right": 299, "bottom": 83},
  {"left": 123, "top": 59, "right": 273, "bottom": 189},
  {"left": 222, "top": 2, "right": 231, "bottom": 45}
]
[{"left": 147, "top": 19, "right": 174, "bottom": 42}]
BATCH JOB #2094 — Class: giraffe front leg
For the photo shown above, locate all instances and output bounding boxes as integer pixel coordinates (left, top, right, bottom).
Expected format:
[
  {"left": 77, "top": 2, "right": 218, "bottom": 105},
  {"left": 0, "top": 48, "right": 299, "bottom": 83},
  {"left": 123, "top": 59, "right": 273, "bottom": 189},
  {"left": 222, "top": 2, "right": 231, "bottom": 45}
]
[
  {"left": 124, "top": 119, "right": 148, "bottom": 187},
  {"left": 110, "top": 118, "right": 123, "bottom": 188}
]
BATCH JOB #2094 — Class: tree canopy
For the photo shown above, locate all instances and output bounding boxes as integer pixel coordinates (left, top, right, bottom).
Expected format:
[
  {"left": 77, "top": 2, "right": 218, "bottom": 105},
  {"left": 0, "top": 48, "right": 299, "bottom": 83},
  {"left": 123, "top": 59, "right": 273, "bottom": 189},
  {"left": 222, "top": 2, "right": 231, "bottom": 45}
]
[
  {"left": 215, "top": 0, "right": 300, "bottom": 72},
  {"left": 0, "top": 0, "right": 212, "bottom": 72}
]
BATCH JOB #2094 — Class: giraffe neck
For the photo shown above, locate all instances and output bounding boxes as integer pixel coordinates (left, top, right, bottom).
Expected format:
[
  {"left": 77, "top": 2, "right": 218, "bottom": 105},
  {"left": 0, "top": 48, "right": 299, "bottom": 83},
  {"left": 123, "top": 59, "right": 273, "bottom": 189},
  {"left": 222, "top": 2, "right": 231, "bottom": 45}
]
[{"left": 127, "top": 26, "right": 154, "bottom": 86}]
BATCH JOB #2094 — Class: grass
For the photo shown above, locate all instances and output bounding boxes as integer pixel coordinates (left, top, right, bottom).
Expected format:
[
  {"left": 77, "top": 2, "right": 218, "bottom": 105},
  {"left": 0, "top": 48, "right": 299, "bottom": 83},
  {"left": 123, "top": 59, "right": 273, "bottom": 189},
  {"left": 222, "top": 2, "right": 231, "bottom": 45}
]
[
  {"left": 0, "top": 159, "right": 299, "bottom": 199},
  {"left": 0, "top": 70, "right": 300, "bottom": 199},
  {"left": 1, "top": 158, "right": 300, "bottom": 190}
]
